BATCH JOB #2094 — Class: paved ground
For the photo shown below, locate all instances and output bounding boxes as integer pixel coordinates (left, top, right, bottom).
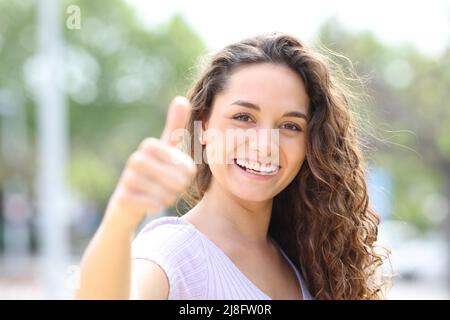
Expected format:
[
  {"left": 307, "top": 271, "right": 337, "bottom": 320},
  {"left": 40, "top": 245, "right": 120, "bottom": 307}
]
[{"left": 1, "top": 256, "right": 449, "bottom": 300}]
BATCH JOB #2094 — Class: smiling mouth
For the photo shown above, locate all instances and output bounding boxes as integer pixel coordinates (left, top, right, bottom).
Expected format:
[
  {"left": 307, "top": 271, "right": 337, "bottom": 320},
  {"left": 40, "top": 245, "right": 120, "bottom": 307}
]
[{"left": 233, "top": 158, "right": 280, "bottom": 176}]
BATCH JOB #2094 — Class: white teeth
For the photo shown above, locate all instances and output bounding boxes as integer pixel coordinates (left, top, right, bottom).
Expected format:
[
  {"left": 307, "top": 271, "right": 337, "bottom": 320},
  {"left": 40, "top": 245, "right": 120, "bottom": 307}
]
[
  {"left": 260, "top": 164, "right": 277, "bottom": 173},
  {"left": 235, "top": 159, "right": 278, "bottom": 173},
  {"left": 236, "top": 159, "right": 246, "bottom": 167}
]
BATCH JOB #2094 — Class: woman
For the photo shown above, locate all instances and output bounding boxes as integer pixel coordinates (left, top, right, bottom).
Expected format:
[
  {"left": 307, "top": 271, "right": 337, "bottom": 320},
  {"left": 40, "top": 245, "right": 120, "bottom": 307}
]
[{"left": 76, "top": 33, "right": 385, "bottom": 300}]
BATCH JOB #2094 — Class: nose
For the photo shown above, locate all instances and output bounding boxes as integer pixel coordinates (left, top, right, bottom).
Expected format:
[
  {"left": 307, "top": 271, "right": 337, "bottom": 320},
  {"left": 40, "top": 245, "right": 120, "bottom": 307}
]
[{"left": 249, "top": 127, "right": 280, "bottom": 165}]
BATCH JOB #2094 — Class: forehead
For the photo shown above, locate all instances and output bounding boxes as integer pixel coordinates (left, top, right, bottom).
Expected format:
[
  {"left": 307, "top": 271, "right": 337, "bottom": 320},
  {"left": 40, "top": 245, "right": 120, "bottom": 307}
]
[{"left": 221, "top": 63, "right": 309, "bottom": 113}]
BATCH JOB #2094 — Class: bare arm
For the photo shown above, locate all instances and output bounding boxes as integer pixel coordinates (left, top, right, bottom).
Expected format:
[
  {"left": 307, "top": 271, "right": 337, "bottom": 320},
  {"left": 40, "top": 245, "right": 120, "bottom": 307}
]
[
  {"left": 74, "top": 97, "right": 194, "bottom": 299},
  {"left": 76, "top": 216, "right": 136, "bottom": 299},
  {"left": 130, "top": 259, "right": 169, "bottom": 299}
]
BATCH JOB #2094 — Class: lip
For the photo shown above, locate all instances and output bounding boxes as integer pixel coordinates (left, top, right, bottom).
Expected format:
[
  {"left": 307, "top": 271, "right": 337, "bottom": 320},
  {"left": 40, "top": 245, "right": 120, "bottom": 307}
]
[{"left": 232, "top": 158, "right": 280, "bottom": 180}]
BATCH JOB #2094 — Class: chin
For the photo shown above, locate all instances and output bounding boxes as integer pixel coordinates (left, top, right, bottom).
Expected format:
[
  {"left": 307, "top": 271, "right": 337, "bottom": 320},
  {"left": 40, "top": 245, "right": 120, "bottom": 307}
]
[
  {"left": 222, "top": 160, "right": 285, "bottom": 202},
  {"left": 228, "top": 184, "right": 278, "bottom": 203}
]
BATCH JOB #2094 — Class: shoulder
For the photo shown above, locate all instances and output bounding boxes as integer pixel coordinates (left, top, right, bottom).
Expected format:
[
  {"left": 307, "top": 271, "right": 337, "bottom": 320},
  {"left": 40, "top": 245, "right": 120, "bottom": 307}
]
[
  {"left": 131, "top": 216, "right": 208, "bottom": 299},
  {"left": 132, "top": 216, "right": 203, "bottom": 257}
]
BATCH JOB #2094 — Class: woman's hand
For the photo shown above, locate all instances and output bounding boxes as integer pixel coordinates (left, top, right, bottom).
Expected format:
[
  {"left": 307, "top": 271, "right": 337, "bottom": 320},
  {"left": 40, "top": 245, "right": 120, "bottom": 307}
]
[
  {"left": 76, "top": 96, "right": 196, "bottom": 300},
  {"left": 103, "top": 96, "right": 196, "bottom": 231}
]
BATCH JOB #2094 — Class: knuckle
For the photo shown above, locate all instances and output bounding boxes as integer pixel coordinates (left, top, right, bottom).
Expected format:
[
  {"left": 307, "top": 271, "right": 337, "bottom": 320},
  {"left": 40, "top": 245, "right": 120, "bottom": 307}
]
[
  {"left": 180, "top": 172, "right": 193, "bottom": 186},
  {"left": 127, "top": 152, "right": 139, "bottom": 168},
  {"left": 177, "top": 155, "right": 196, "bottom": 175},
  {"left": 129, "top": 152, "right": 144, "bottom": 166},
  {"left": 121, "top": 170, "right": 137, "bottom": 187},
  {"left": 184, "top": 165, "right": 197, "bottom": 179},
  {"left": 139, "top": 137, "right": 158, "bottom": 152}
]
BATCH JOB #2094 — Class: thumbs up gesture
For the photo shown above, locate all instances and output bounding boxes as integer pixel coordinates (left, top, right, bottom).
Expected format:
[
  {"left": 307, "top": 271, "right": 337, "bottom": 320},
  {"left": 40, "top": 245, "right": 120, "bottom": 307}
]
[{"left": 104, "top": 97, "right": 197, "bottom": 231}]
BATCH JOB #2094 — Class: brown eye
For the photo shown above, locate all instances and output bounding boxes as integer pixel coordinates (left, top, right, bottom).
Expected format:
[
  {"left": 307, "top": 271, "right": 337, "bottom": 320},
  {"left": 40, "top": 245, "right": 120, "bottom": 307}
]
[
  {"left": 233, "top": 113, "right": 253, "bottom": 122},
  {"left": 281, "top": 122, "right": 301, "bottom": 131}
]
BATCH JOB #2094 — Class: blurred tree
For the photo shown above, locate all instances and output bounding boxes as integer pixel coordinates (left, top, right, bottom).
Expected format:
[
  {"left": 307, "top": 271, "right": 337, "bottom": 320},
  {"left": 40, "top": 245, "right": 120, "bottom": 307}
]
[
  {"left": 1, "top": 2, "right": 449, "bottom": 258},
  {"left": 317, "top": 18, "right": 450, "bottom": 233},
  {"left": 0, "top": 0, "right": 35, "bottom": 182},
  {"left": 0, "top": 0, "right": 206, "bottom": 215},
  {"left": 62, "top": 0, "right": 206, "bottom": 211}
]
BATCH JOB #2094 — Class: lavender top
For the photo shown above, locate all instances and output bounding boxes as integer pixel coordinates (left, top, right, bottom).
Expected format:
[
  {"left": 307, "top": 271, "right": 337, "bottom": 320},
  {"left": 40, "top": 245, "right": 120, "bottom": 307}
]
[{"left": 131, "top": 216, "right": 312, "bottom": 300}]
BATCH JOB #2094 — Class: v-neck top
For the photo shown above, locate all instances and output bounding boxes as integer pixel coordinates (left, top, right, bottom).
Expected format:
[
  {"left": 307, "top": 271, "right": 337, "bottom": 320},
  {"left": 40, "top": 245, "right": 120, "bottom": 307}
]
[{"left": 132, "top": 216, "right": 313, "bottom": 300}]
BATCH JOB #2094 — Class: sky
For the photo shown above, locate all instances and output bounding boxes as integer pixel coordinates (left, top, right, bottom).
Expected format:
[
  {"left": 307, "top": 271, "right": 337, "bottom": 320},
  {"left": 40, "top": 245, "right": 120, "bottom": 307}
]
[{"left": 125, "top": 0, "right": 450, "bottom": 57}]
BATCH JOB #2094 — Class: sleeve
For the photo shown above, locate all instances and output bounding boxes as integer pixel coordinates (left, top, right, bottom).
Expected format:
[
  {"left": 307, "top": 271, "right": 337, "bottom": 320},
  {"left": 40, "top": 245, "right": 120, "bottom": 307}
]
[{"left": 131, "top": 219, "right": 208, "bottom": 299}]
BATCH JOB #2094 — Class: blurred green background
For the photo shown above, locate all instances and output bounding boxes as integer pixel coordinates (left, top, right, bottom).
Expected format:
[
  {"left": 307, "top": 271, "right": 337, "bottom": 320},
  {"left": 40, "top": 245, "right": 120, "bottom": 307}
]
[{"left": 0, "top": 0, "right": 449, "bottom": 299}]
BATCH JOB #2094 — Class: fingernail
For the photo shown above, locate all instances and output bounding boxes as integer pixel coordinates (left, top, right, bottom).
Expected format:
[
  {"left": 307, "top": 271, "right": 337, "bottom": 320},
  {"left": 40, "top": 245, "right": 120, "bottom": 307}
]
[{"left": 173, "top": 96, "right": 189, "bottom": 107}]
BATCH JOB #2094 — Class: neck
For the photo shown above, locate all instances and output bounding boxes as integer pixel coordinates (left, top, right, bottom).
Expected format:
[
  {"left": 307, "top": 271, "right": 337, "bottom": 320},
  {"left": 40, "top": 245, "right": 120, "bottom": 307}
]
[{"left": 192, "top": 178, "right": 274, "bottom": 245}]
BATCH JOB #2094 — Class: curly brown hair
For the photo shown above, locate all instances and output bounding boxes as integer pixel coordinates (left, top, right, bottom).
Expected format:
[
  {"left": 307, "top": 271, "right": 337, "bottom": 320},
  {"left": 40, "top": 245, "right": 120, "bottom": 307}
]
[{"left": 178, "top": 32, "right": 386, "bottom": 300}]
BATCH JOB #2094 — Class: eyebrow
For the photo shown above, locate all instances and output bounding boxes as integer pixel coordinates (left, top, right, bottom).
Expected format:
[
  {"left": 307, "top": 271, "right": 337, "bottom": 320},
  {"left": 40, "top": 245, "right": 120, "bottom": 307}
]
[{"left": 230, "top": 99, "right": 308, "bottom": 121}]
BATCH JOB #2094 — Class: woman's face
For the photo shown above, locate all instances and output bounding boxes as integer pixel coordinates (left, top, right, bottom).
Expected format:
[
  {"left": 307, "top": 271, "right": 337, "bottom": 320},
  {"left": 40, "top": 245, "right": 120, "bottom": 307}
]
[{"left": 202, "top": 63, "right": 310, "bottom": 202}]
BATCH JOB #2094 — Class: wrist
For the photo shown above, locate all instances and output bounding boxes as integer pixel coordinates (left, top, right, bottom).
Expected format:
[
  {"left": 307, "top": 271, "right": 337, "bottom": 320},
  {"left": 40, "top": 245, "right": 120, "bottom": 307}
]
[{"left": 101, "top": 209, "right": 141, "bottom": 237}]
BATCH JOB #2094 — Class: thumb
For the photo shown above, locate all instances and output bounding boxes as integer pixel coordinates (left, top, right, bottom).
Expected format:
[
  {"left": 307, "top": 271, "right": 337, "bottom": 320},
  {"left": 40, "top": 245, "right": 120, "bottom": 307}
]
[{"left": 160, "top": 96, "right": 191, "bottom": 147}]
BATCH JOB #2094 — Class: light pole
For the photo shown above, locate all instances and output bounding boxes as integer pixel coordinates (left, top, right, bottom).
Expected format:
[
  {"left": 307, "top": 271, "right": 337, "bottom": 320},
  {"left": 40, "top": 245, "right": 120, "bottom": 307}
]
[{"left": 35, "top": 0, "right": 71, "bottom": 299}]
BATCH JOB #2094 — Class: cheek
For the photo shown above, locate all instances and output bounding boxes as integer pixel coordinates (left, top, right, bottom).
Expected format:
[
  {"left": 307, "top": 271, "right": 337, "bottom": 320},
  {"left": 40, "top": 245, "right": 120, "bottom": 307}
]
[
  {"left": 205, "top": 128, "right": 249, "bottom": 164},
  {"left": 282, "top": 137, "right": 307, "bottom": 173},
  {"left": 202, "top": 116, "right": 225, "bottom": 163},
  {"left": 203, "top": 130, "right": 235, "bottom": 166}
]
